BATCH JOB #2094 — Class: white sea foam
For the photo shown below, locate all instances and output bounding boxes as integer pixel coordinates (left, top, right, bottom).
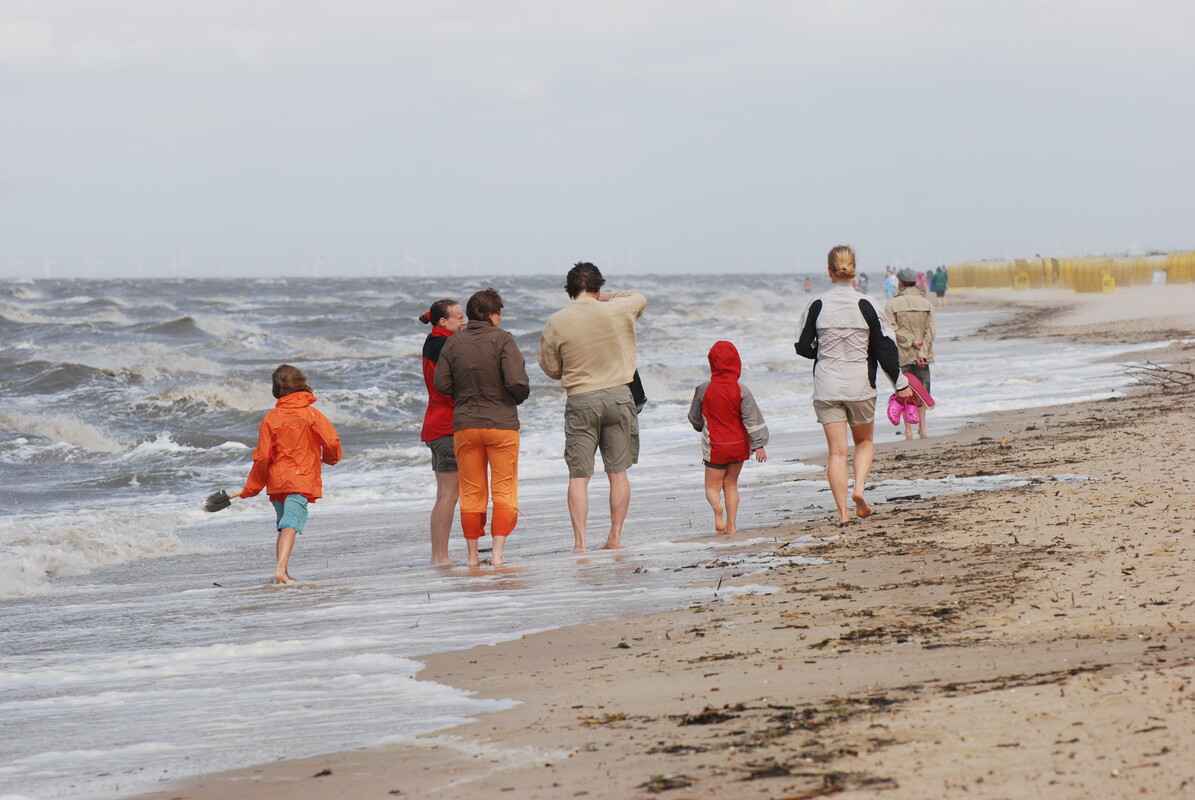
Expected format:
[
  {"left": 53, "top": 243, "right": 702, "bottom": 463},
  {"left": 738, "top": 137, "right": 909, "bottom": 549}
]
[
  {"left": 0, "top": 412, "right": 126, "bottom": 452},
  {"left": 0, "top": 509, "right": 194, "bottom": 597}
]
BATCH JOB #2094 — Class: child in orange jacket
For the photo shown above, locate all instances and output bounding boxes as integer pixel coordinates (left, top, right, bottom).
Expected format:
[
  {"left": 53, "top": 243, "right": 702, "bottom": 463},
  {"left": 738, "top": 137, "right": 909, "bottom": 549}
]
[{"left": 233, "top": 364, "right": 342, "bottom": 584}]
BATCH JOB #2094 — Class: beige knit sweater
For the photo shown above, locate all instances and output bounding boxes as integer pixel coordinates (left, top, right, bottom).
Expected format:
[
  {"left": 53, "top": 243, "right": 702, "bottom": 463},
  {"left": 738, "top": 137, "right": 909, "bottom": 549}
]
[{"left": 537, "top": 291, "right": 647, "bottom": 396}]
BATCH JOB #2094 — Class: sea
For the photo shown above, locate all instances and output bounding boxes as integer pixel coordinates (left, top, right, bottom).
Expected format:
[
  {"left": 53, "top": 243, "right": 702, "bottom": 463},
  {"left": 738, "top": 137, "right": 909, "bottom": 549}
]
[{"left": 0, "top": 274, "right": 1166, "bottom": 799}]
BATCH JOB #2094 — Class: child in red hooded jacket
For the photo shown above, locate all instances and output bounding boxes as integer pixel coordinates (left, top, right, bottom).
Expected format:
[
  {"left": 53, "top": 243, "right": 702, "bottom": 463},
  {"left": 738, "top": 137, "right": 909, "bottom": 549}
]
[
  {"left": 688, "top": 341, "right": 768, "bottom": 535},
  {"left": 233, "top": 364, "right": 342, "bottom": 584}
]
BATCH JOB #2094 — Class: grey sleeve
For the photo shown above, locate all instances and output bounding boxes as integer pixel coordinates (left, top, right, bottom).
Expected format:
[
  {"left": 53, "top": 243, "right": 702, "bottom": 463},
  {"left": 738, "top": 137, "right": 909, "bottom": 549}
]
[
  {"left": 687, "top": 383, "right": 708, "bottom": 431},
  {"left": 740, "top": 385, "right": 769, "bottom": 449}
]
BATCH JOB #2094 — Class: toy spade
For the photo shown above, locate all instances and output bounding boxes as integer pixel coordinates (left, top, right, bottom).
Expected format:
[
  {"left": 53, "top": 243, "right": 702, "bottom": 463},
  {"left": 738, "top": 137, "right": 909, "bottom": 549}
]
[{"left": 202, "top": 489, "right": 242, "bottom": 512}]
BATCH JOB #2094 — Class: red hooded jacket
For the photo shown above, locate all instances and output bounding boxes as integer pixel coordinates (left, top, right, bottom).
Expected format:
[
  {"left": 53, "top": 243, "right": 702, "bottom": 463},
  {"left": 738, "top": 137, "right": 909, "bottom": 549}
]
[
  {"left": 701, "top": 341, "right": 751, "bottom": 463},
  {"left": 421, "top": 326, "right": 456, "bottom": 441}
]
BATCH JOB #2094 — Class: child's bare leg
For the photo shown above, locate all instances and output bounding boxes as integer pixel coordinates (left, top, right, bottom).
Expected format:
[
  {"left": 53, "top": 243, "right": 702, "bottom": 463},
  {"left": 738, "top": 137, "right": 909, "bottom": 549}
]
[
  {"left": 274, "top": 528, "right": 297, "bottom": 584},
  {"left": 491, "top": 534, "right": 506, "bottom": 566},
  {"left": 465, "top": 537, "right": 481, "bottom": 567},
  {"left": 703, "top": 466, "right": 726, "bottom": 533},
  {"left": 722, "top": 462, "right": 744, "bottom": 535},
  {"left": 918, "top": 408, "right": 928, "bottom": 439}
]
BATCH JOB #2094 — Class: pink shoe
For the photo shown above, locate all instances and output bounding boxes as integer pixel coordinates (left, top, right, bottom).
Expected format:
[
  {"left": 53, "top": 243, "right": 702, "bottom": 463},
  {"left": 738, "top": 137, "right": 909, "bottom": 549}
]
[
  {"left": 887, "top": 394, "right": 904, "bottom": 425},
  {"left": 904, "top": 401, "right": 920, "bottom": 425}
]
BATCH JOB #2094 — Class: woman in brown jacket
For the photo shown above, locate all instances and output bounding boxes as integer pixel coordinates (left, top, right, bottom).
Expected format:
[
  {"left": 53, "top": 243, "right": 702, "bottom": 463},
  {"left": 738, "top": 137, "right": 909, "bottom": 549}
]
[{"left": 433, "top": 288, "right": 529, "bottom": 566}]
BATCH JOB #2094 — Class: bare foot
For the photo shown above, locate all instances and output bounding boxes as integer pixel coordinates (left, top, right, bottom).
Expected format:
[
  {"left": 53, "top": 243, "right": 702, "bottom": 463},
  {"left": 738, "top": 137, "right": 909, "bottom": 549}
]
[
  {"left": 723, "top": 527, "right": 738, "bottom": 536},
  {"left": 853, "top": 494, "right": 873, "bottom": 518},
  {"left": 601, "top": 539, "right": 622, "bottom": 550},
  {"left": 466, "top": 556, "right": 480, "bottom": 567},
  {"left": 430, "top": 557, "right": 455, "bottom": 567},
  {"left": 273, "top": 573, "right": 295, "bottom": 585},
  {"left": 491, "top": 557, "right": 506, "bottom": 566},
  {"left": 713, "top": 504, "right": 726, "bottom": 533},
  {"left": 572, "top": 545, "right": 587, "bottom": 554}
]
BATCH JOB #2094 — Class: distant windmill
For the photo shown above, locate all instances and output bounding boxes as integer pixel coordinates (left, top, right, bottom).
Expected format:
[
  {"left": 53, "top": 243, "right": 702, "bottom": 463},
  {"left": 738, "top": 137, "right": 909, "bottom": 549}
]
[
  {"left": 312, "top": 250, "right": 324, "bottom": 278},
  {"left": 83, "top": 250, "right": 102, "bottom": 279},
  {"left": 399, "top": 245, "right": 420, "bottom": 277},
  {"left": 6, "top": 258, "right": 22, "bottom": 278},
  {"left": 42, "top": 257, "right": 54, "bottom": 279},
  {"left": 171, "top": 252, "right": 190, "bottom": 278},
  {"left": 370, "top": 259, "right": 384, "bottom": 277}
]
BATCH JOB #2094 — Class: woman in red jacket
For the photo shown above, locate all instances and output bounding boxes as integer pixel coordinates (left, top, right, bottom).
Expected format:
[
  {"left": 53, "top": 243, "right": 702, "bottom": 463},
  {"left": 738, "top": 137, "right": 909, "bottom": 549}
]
[
  {"left": 238, "top": 365, "right": 341, "bottom": 584},
  {"left": 419, "top": 298, "right": 466, "bottom": 565}
]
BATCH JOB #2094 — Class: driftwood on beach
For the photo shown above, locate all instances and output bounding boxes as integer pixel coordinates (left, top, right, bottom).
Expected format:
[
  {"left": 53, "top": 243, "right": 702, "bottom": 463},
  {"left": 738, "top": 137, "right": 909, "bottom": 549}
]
[{"left": 1123, "top": 360, "right": 1195, "bottom": 390}]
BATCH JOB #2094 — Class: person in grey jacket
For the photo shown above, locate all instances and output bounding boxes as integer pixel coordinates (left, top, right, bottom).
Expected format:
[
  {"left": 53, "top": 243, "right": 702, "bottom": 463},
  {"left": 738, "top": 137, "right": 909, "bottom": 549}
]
[
  {"left": 433, "top": 288, "right": 529, "bottom": 566},
  {"left": 795, "top": 246, "right": 912, "bottom": 525}
]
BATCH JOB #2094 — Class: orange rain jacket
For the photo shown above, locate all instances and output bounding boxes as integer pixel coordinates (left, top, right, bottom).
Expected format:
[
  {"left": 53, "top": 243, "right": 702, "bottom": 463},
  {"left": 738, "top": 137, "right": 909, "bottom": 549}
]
[{"left": 241, "top": 391, "right": 342, "bottom": 502}]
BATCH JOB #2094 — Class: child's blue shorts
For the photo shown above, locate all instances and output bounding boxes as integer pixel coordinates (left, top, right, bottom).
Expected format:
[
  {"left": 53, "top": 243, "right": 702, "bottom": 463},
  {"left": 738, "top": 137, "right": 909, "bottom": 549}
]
[{"left": 271, "top": 494, "right": 310, "bottom": 534}]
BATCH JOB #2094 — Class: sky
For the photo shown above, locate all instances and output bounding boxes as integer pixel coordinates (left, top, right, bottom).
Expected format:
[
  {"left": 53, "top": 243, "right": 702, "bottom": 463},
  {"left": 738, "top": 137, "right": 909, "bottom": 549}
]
[{"left": 1, "top": 1, "right": 1192, "bottom": 279}]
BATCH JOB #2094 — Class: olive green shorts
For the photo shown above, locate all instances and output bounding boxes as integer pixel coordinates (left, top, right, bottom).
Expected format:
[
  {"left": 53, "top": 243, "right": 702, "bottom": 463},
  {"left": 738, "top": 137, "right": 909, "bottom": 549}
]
[
  {"left": 563, "top": 385, "right": 639, "bottom": 478},
  {"left": 813, "top": 397, "right": 876, "bottom": 427}
]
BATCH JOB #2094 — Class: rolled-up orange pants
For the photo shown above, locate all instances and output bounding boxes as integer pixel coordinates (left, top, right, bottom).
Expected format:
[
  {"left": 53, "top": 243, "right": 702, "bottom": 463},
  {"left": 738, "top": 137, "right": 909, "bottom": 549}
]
[{"left": 453, "top": 427, "right": 519, "bottom": 539}]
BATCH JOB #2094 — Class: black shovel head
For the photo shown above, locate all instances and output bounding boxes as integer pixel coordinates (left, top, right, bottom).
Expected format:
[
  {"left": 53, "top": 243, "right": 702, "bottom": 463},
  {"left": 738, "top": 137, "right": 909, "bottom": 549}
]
[{"left": 203, "top": 489, "right": 232, "bottom": 512}]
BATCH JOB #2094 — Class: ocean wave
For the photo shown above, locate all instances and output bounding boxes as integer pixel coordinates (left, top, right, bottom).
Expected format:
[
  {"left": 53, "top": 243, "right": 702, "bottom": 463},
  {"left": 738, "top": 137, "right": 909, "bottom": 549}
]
[
  {"left": 0, "top": 412, "right": 127, "bottom": 452},
  {"left": 136, "top": 380, "right": 273, "bottom": 415},
  {"left": 144, "top": 315, "right": 216, "bottom": 339},
  {"left": 0, "top": 509, "right": 194, "bottom": 597},
  {"left": 14, "top": 361, "right": 119, "bottom": 394},
  {"left": 0, "top": 306, "right": 132, "bottom": 326}
]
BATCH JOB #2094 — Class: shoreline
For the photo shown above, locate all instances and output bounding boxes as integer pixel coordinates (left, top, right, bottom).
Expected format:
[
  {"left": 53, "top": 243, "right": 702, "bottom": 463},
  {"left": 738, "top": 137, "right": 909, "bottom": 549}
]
[{"left": 133, "top": 287, "right": 1195, "bottom": 800}]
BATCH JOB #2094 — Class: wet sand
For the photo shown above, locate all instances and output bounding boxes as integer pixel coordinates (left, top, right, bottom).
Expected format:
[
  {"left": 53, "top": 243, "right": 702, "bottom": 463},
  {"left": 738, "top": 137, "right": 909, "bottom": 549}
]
[{"left": 136, "top": 286, "right": 1195, "bottom": 799}]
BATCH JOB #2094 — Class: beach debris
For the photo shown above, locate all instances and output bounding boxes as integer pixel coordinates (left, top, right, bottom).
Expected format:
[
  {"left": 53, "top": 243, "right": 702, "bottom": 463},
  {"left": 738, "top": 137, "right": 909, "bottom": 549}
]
[
  {"left": 1123, "top": 361, "right": 1194, "bottom": 390},
  {"left": 677, "top": 705, "right": 740, "bottom": 725},
  {"left": 579, "top": 712, "right": 628, "bottom": 725},
  {"left": 313, "top": 767, "right": 333, "bottom": 777},
  {"left": 640, "top": 773, "right": 693, "bottom": 792}
]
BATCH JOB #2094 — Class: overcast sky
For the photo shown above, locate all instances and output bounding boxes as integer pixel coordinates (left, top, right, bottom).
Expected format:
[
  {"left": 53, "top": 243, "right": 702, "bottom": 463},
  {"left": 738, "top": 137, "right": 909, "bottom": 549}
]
[{"left": 2, "top": 1, "right": 1192, "bottom": 279}]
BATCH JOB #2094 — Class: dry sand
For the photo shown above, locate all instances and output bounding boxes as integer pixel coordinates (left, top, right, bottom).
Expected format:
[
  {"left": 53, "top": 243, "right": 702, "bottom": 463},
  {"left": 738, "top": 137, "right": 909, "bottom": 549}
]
[{"left": 139, "top": 286, "right": 1195, "bottom": 800}]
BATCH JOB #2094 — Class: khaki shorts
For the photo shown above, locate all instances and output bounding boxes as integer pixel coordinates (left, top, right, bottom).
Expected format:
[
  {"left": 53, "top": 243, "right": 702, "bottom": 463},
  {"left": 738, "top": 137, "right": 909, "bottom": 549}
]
[
  {"left": 564, "top": 385, "right": 639, "bottom": 478},
  {"left": 813, "top": 398, "right": 876, "bottom": 427},
  {"left": 426, "top": 435, "right": 457, "bottom": 472}
]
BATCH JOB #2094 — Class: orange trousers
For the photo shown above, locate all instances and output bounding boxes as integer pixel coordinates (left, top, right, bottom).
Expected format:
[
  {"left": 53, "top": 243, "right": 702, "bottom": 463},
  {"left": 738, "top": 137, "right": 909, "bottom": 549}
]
[{"left": 453, "top": 427, "right": 519, "bottom": 539}]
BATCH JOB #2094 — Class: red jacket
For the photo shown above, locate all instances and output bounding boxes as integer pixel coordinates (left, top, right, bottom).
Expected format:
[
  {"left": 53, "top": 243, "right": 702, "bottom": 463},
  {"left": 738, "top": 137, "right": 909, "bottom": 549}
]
[
  {"left": 421, "top": 327, "right": 456, "bottom": 441},
  {"left": 241, "top": 391, "right": 342, "bottom": 501},
  {"left": 687, "top": 341, "right": 769, "bottom": 464}
]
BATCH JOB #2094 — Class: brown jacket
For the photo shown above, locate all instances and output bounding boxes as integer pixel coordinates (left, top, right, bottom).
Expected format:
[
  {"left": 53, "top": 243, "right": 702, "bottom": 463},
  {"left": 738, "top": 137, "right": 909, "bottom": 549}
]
[{"left": 434, "top": 319, "right": 529, "bottom": 431}]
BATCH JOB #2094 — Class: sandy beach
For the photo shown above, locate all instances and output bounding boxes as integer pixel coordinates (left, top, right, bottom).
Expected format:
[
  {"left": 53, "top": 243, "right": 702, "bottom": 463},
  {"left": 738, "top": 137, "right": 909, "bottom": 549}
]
[{"left": 137, "top": 286, "right": 1195, "bottom": 800}]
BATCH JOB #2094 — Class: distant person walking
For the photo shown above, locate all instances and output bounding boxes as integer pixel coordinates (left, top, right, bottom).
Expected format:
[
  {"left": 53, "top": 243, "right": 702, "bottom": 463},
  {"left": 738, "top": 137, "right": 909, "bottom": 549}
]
[
  {"left": 688, "top": 341, "right": 768, "bottom": 536},
  {"left": 237, "top": 365, "right": 342, "bottom": 584},
  {"left": 884, "top": 266, "right": 898, "bottom": 299},
  {"left": 538, "top": 263, "right": 646, "bottom": 552},
  {"left": 796, "top": 246, "right": 911, "bottom": 525},
  {"left": 434, "top": 288, "right": 529, "bottom": 567},
  {"left": 886, "top": 269, "right": 936, "bottom": 440},
  {"left": 418, "top": 298, "right": 466, "bottom": 565},
  {"left": 932, "top": 265, "right": 949, "bottom": 307}
]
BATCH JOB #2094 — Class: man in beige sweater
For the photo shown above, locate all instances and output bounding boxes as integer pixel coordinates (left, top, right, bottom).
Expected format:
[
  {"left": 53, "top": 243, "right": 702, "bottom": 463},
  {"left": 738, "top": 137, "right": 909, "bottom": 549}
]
[
  {"left": 538, "top": 263, "right": 647, "bottom": 552},
  {"left": 885, "top": 268, "right": 936, "bottom": 439}
]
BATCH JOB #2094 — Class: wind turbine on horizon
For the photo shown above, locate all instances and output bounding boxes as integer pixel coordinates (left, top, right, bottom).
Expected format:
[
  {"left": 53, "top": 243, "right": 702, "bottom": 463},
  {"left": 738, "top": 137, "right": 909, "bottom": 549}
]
[{"left": 83, "top": 250, "right": 102, "bottom": 280}]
